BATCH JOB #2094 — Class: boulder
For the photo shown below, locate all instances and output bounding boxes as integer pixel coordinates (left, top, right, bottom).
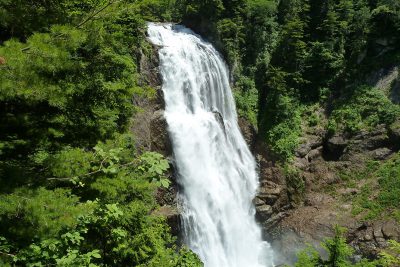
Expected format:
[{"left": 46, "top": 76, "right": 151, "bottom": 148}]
[
  {"left": 253, "top": 197, "right": 265, "bottom": 206},
  {"left": 381, "top": 220, "right": 400, "bottom": 240},
  {"left": 295, "top": 136, "right": 323, "bottom": 158},
  {"left": 371, "top": 147, "right": 392, "bottom": 160},
  {"left": 256, "top": 204, "right": 273, "bottom": 220},
  {"left": 153, "top": 205, "right": 181, "bottom": 237},
  {"left": 359, "top": 127, "right": 389, "bottom": 150},
  {"left": 257, "top": 182, "right": 283, "bottom": 205},
  {"left": 263, "top": 212, "right": 287, "bottom": 230},
  {"left": 307, "top": 146, "right": 323, "bottom": 161}
]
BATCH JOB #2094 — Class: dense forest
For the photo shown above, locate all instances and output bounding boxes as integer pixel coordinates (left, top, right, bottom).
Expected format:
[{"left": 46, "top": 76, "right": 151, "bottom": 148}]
[{"left": 0, "top": 0, "right": 399, "bottom": 266}]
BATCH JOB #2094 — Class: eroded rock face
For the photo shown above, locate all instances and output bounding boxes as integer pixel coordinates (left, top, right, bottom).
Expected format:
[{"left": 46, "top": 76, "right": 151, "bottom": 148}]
[
  {"left": 134, "top": 43, "right": 181, "bottom": 236},
  {"left": 238, "top": 117, "right": 257, "bottom": 151},
  {"left": 150, "top": 110, "right": 172, "bottom": 156},
  {"left": 348, "top": 220, "right": 400, "bottom": 258},
  {"left": 252, "top": 106, "right": 400, "bottom": 263},
  {"left": 131, "top": 44, "right": 166, "bottom": 152}
]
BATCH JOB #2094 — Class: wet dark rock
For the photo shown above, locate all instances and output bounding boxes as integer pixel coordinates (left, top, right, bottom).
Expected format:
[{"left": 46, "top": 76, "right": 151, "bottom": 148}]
[
  {"left": 390, "top": 79, "right": 400, "bottom": 104},
  {"left": 357, "top": 127, "right": 389, "bottom": 151},
  {"left": 256, "top": 204, "right": 273, "bottom": 220},
  {"left": 213, "top": 111, "right": 226, "bottom": 134},
  {"left": 389, "top": 121, "right": 400, "bottom": 148},
  {"left": 150, "top": 110, "right": 172, "bottom": 156},
  {"left": 253, "top": 197, "right": 265, "bottom": 206},
  {"left": 257, "top": 181, "right": 283, "bottom": 206},
  {"left": 153, "top": 205, "right": 181, "bottom": 237},
  {"left": 325, "top": 135, "right": 348, "bottom": 160},
  {"left": 296, "top": 137, "right": 323, "bottom": 158},
  {"left": 263, "top": 212, "right": 287, "bottom": 230},
  {"left": 238, "top": 117, "right": 257, "bottom": 151}
]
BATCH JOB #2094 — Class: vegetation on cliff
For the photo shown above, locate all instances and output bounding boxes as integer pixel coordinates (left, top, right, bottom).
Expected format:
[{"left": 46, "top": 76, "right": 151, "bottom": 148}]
[
  {"left": 1, "top": 0, "right": 399, "bottom": 266},
  {"left": 178, "top": 0, "right": 400, "bottom": 265},
  {"left": 178, "top": 0, "right": 400, "bottom": 161}
]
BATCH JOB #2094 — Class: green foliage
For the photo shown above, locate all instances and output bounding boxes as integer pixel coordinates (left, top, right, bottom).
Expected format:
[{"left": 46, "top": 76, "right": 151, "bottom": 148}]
[
  {"left": 0, "top": 23, "right": 138, "bottom": 164},
  {"left": 179, "top": 0, "right": 224, "bottom": 22},
  {"left": 132, "top": 0, "right": 180, "bottom": 21},
  {"left": 289, "top": 226, "right": 389, "bottom": 267},
  {"left": 10, "top": 202, "right": 197, "bottom": 266},
  {"left": 0, "top": 2, "right": 202, "bottom": 266},
  {"left": 344, "top": 153, "right": 400, "bottom": 221},
  {"left": 179, "top": 0, "right": 400, "bottom": 166},
  {"left": 260, "top": 68, "right": 302, "bottom": 160},
  {"left": 139, "top": 151, "right": 171, "bottom": 188},
  {"left": 0, "top": 187, "right": 88, "bottom": 245},
  {"left": 293, "top": 246, "right": 320, "bottom": 267},
  {"left": 376, "top": 153, "right": 400, "bottom": 209},
  {"left": 0, "top": 135, "right": 195, "bottom": 265},
  {"left": 323, "top": 227, "right": 354, "bottom": 266},
  {"left": 329, "top": 86, "right": 400, "bottom": 134},
  {"left": 0, "top": 0, "right": 103, "bottom": 39},
  {"left": 234, "top": 76, "right": 258, "bottom": 126},
  {"left": 379, "top": 240, "right": 400, "bottom": 267}
]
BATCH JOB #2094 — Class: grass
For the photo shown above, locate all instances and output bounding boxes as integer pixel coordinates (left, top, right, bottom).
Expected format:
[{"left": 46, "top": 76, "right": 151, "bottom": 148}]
[{"left": 339, "top": 153, "right": 400, "bottom": 222}]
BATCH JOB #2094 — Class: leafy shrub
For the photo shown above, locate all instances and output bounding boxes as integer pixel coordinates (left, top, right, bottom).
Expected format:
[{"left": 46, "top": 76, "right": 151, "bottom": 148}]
[
  {"left": 328, "top": 86, "right": 400, "bottom": 135},
  {"left": 289, "top": 226, "right": 400, "bottom": 267},
  {"left": 234, "top": 75, "right": 259, "bottom": 126},
  {"left": 350, "top": 153, "right": 400, "bottom": 220}
]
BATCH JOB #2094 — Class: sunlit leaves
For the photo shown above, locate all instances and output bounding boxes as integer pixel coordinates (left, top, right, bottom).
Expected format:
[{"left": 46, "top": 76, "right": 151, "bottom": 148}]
[{"left": 139, "top": 152, "right": 171, "bottom": 188}]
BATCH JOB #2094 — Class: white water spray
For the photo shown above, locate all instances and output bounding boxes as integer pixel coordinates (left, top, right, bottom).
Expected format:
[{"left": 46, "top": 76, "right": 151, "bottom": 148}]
[{"left": 148, "top": 23, "right": 274, "bottom": 267}]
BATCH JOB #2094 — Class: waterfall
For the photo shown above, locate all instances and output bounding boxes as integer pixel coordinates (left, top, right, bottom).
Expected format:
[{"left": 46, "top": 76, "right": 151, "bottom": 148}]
[{"left": 147, "top": 23, "right": 274, "bottom": 267}]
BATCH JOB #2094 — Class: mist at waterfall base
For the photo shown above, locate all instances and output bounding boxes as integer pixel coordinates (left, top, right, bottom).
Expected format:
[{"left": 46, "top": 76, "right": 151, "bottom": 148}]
[{"left": 147, "top": 23, "right": 274, "bottom": 267}]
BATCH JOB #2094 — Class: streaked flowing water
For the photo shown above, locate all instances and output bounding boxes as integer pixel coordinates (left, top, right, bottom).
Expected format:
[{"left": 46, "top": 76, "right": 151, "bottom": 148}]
[{"left": 147, "top": 23, "right": 274, "bottom": 267}]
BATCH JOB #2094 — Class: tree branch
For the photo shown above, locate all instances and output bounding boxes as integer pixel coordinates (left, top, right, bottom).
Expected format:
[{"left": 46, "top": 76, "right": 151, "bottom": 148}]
[
  {"left": 21, "top": 0, "right": 120, "bottom": 52},
  {"left": 0, "top": 251, "right": 15, "bottom": 258},
  {"left": 47, "top": 161, "right": 138, "bottom": 181},
  {"left": 77, "top": 0, "right": 120, "bottom": 28}
]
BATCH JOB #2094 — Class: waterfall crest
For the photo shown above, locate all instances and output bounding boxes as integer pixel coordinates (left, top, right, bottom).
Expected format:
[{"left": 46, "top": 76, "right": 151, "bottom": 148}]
[{"left": 147, "top": 23, "right": 274, "bottom": 267}]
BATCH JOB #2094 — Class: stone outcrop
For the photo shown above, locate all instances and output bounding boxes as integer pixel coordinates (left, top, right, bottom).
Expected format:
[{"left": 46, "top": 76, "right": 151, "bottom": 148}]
[
  {"left": 150, "top": 110, "right": 172, "bottom": 156},
  {"left": 348, "top": 220, "right": 400, "bottom": 258},
  {"left": 134, "top": 43, "right": 181, "bottom": 237},
  {"left": 251, "top": 113, "right": 400, "bottom": 264}
]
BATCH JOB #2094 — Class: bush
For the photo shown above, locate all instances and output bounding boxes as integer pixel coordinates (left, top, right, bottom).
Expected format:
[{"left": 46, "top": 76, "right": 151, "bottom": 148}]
[{"left": 328, "top": 86, "right": 400, "bottom": 135}]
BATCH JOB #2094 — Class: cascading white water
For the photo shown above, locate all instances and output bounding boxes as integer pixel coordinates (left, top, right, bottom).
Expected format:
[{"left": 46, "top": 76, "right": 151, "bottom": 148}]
[{"left": 147, "top": 23, "right": 274, "bottom": 267}]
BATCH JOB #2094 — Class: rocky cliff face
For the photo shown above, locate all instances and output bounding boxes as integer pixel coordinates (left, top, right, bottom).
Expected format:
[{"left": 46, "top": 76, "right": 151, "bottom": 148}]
[
  {"left": 133, "top": 41, "right": 181, "bottom": 236},
  {"left": 137, "top": 38, "right": 400, "bottom": 264},
  {"left": 239, "top": 91, "right": 400, "bottom": 264}
]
